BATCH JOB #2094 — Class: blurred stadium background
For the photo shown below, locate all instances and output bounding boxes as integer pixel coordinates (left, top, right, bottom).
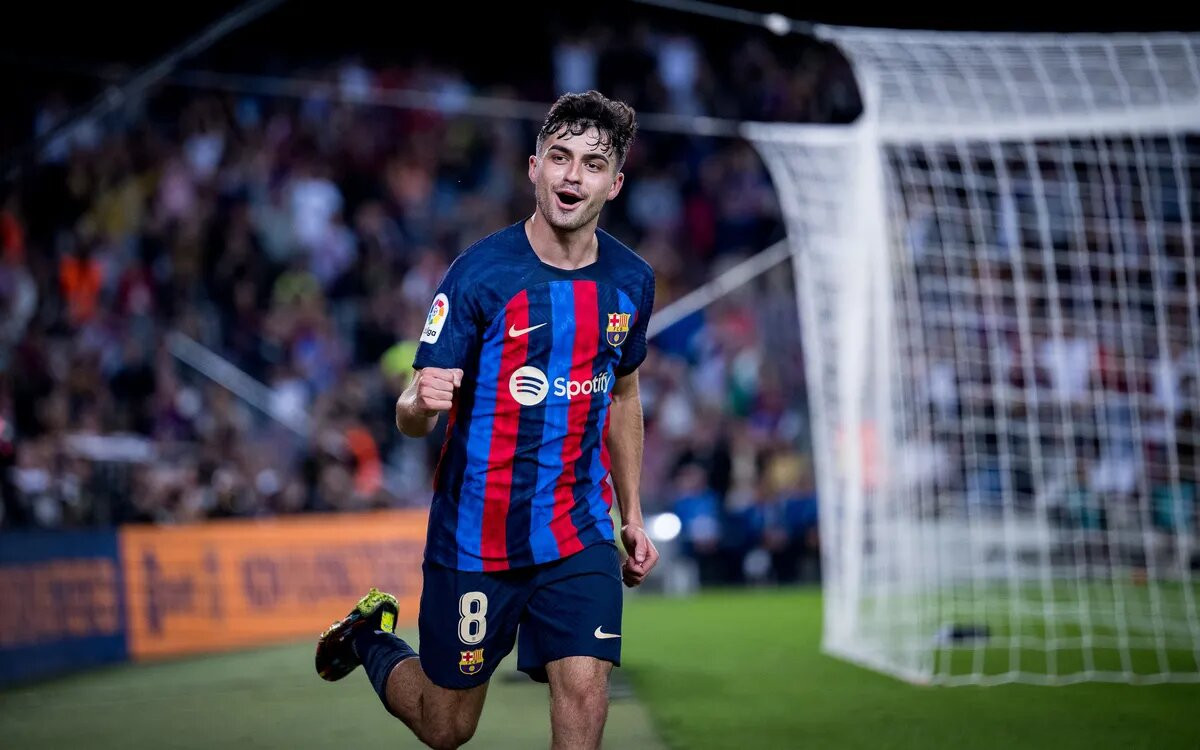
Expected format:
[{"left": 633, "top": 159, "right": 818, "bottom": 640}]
[{"left": 2, "top": 2, "right": 1200, "bottom": 748}]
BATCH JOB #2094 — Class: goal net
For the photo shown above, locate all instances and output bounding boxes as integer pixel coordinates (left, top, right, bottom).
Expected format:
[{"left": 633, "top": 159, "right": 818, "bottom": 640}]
[{"left": 743, "top": 28, "right": 1200, "bottom": 685}]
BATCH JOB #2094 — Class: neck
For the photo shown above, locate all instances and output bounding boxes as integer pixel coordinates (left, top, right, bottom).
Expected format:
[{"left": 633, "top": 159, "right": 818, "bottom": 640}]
[{"left": 525, "top": 211, "right": 598, "bottom": 270}]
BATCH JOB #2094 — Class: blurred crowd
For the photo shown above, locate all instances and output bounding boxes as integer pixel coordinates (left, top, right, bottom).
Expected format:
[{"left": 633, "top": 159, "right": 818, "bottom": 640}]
[
  {"left": 0, "top": 22, "right": 857, "bottom": 586},
  {"left": 894, "top": 140, "right": 1200, "bottom": 563},
  {"left": 8, "top": 16, "right": 1195, "bottom": 585}
]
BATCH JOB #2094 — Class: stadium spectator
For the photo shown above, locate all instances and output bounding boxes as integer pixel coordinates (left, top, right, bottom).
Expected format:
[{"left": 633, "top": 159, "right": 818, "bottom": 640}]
[{"left": 2, "top": 22, "right": 846, "bottom": 537}]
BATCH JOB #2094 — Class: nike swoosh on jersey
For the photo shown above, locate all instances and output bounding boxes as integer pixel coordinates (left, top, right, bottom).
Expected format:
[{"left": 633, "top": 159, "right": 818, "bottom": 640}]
[
  {"left": 508, "top": 322, "right": 547, "bottom": 337},
  {"left": 593, "top": 626, "right": 622, "bottom": 639}
]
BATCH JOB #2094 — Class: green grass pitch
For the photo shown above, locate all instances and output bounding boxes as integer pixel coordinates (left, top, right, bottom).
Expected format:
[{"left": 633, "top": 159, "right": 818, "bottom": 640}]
[
  {"left": 3, "top": 587, "right": 1198, "bottom": 749},
  {"left": 621, "top": 587, "right": 1200, "bottom": 749}
]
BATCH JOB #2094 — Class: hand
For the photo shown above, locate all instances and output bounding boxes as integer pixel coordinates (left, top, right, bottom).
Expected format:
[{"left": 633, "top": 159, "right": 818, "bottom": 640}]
[
  {"left": 416, "top": 367, "right": 463, "bottom": 414},
  {"left": 620, "top": 523, "right": 659, "bottom": 588}
]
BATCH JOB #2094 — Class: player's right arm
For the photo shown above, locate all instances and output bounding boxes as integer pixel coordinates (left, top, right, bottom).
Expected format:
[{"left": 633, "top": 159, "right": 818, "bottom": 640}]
[
  {"left": 395, "top": 367, "right": 463, "bottom": 437},
  {"left": 400, "top": 252, "right": 479, "bottom": 438}
]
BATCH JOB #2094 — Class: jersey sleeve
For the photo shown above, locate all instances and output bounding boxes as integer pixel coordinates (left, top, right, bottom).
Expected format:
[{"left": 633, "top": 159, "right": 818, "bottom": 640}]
[
  {"left": 412, "top": 257, "right": 481, "bottom": 371},
  {"left": 616, "top": 271, "right": 656, "bottom": 377}
]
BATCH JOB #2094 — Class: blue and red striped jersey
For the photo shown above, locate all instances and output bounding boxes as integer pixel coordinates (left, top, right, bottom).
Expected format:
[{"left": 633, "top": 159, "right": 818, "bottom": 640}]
[{"left": 412, "top": 220, "right": 655, "bottom": 572}]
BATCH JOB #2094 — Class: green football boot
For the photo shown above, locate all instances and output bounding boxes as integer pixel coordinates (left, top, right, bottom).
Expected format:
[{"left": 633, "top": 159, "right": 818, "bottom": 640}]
[{"left": 315, "top": 587, "right": 399, "bottom": 681}]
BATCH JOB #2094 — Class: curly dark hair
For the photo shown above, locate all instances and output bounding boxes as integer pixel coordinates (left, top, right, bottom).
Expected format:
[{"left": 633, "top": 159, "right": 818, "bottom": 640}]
[{"left": 536, "top": 90, "right": 638, "bottom": 170}]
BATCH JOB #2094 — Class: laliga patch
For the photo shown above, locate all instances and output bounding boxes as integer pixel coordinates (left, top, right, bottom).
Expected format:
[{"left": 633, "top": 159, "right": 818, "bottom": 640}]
[
  {"left": 380, "top": 611, "right": 395, "bottom": 634},
  {"left": 421, "top": 293, "right": 449, "bottom": 343},
  {"left": 606, "top": 312, "right": 631, "bottom": 347},
  {"left": 459, "top": 648, "right": 485, "bottom": 675}
]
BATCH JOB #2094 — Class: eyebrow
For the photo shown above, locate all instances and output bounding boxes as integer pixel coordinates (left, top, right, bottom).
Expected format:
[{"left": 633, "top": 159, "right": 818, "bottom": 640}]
[{"left": 547, "top": 144, "right": 610, "bottom": 163}]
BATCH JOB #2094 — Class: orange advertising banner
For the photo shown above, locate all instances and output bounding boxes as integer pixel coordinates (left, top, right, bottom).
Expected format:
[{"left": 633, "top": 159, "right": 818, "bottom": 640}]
[{"left": 119, "top": 510, "right": 428, "bottom": 660}]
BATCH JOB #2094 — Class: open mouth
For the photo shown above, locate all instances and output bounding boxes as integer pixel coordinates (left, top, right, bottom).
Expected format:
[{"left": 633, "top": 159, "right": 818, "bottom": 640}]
[{"left": 555, "top": 191, "right": 584, "bottom": 208}]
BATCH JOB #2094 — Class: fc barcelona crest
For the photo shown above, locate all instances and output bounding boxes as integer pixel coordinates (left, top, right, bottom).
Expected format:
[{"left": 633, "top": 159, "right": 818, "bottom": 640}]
[
  {"left": 606, "top": 312, "right": 631, "bottom": 347},
  {"left": 459, "top": 648, "right": 485, "bottom": 675}
]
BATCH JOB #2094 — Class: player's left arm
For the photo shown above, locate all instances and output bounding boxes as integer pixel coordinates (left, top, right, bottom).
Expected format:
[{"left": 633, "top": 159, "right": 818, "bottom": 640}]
[{"left": 608, "top": 370, "right": 658, "bottom": 587}]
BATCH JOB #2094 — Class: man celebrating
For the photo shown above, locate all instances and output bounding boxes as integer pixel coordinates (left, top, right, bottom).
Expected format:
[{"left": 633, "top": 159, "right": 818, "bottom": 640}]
[{"left": 316, "top": 90, "right": 658, "bottom": 750}]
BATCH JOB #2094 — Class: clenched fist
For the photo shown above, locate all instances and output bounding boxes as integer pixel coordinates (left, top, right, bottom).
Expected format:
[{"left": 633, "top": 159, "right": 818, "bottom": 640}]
[
  {"left": 415, "top": 367, "right": 463, "bottom": 414},
  {"left": 620, "top": 523, "right": 659, "bottom": 588},
  {"left": 397, "top": 367, "right": 464, "bottom": 437}
]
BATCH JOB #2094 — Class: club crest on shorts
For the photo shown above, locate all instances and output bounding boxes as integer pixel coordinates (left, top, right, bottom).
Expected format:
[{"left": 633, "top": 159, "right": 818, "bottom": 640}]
[
  {"left": 606, "top": 312, "right": 631, "bottom": 347},
  {"left": 459, "top": 648, "right": 485, "bottom": 675}
]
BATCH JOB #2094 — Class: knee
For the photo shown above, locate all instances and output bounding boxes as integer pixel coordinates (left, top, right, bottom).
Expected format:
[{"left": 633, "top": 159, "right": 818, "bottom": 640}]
[
  {"left": 420, "top": 720, "right": 477, "bottom": 750},
  {"left": 553, "top": 678, "right": 610, "bottom": 724}
]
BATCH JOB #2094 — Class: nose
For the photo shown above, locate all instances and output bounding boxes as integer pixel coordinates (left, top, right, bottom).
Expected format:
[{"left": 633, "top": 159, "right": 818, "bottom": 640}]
[{"left": 563, "top": 158, "right": 582, "bottom": 184}]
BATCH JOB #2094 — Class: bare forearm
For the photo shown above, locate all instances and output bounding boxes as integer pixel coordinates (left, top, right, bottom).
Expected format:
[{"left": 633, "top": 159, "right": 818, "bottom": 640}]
[{"left": 607, "top": 388, "right": 645, "bottom": 529}]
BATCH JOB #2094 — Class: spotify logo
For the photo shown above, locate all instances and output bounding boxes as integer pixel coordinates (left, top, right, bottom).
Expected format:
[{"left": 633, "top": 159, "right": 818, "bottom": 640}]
[{"left": 509, "top": 366, "right": 549, "bottom": 406}]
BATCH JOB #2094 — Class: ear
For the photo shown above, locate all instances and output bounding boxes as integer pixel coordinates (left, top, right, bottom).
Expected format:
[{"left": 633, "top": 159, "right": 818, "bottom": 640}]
[
  {"left": 606, "top": 172, "right": 625, "bottom": 201},
  {"left": 528, "top": 155, "right": 538, "bottom": 185}
]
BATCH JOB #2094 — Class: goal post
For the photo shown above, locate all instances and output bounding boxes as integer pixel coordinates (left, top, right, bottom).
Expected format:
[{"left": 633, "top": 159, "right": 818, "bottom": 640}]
[{"left": 743, "top": 27, "right": 1200, "bottom": 685}]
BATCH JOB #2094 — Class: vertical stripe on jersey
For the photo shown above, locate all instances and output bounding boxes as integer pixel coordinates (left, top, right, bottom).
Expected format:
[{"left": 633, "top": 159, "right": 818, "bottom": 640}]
[
  {"left": 596, "top": 287, "right": 636, "bottom": 520},
  {"left": 531, "top": 282, "right": 574, "bottom": 564},
  {"left": 504, "top": 285, "right": 551, "bottom": 568},
  {"left": 598, "top": 408, "right": 614, "bottom": 511},
  {"left": 459, "top": 326, "right": 502, "bottom": 569},
  {"left": 479, "top": 290, "right": 529, "bottom": 571},
  {"left": 432, "top": 401, "right": 457, "bottom": 494},
  {"left": 573, "top": 285, "right": 628, "bottom": 538},
  {"left": 550, "top": 281, "right": 599, "bottom": 557},
  {"left": 437, "top": 368, "right": 478, "bottom": 566}
]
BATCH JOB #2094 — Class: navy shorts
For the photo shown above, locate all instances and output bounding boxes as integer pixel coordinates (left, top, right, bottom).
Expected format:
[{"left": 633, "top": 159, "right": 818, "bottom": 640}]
[{"left": 417, "top": 541, "right": 623, "bottom": 689}]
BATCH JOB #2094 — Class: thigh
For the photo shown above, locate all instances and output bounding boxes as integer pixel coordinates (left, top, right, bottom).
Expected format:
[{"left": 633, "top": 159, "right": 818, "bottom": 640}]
[
  {"left": 517, "top": 542, "right": 623, "bottom": 683},
  {"left": 418, "top": 558, "right": 530, "bottom": 689}
]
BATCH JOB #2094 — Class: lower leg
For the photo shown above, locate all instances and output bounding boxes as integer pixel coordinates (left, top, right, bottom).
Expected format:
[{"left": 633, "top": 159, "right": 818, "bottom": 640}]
[
  {"left": 356, "top": 632, "right": 487, "bottom": 749},
  {"left": 547, "top": 657, "right": 612, "bottom": 750}
]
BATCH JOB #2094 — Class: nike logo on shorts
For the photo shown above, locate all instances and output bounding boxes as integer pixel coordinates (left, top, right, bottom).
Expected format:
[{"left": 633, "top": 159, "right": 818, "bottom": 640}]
[
  {"left": 508, "top": 323, "right": 547, "bottom": 337},
  {"left": 593, "top": 626, "right": 621, "bottom": 639}
]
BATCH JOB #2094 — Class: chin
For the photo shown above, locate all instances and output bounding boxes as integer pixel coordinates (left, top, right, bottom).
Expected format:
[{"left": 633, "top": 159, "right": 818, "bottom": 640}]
[
  {"left": 556, "top": 205, "right": 601, "bottom": 232},
  {"left": 548, "top": 213, "right": 588, "bottom": 231}
]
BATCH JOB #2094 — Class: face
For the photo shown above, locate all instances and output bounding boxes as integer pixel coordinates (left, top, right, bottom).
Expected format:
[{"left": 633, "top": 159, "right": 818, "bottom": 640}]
[{"left": 529, "top": 125, "right": 625, "bottom": 232}]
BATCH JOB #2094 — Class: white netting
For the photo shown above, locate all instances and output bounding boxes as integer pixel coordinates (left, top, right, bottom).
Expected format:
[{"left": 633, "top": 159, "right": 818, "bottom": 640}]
[
  {"left": 825, "top": 29, "right": 1200, "bottom": 137},
  {"left": 744, "top": 28, "right": 1200, "bottom": 685}
]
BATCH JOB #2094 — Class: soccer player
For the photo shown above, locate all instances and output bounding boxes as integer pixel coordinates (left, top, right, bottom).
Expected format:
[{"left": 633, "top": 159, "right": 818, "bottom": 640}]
[{"left": 315, "top": 90, "right": 659, "bottom": 750}]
